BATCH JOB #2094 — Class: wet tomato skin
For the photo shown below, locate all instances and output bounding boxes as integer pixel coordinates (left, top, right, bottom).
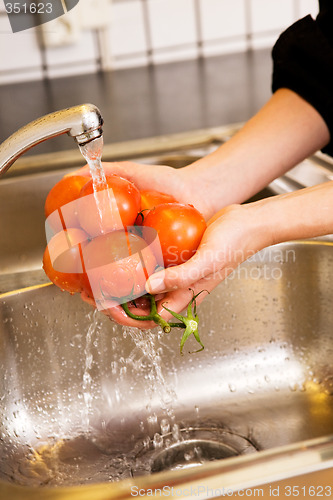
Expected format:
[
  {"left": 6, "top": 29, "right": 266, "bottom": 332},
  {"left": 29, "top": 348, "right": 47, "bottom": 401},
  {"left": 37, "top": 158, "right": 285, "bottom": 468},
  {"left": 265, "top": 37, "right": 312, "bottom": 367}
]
[
  {"left": 135, "top": 190, "right": 178, "bottom": 225},
  {"left": 142, "top": 203, "right": 207, "bottom": 267},
  {"left": 43, "top": 227, "right": 90, "bottom": 294},
  {"left": 81, "top": 231, "right": 157, "bottom": 302},
  {"left": 140, "top": 189, "right": 177, "bottom": 211},
  {"left": 78, "top": 174, "right": 141, "bottom": 237},
  {"left": 44, "top": 175, "right": 90, "bottom": 230}
]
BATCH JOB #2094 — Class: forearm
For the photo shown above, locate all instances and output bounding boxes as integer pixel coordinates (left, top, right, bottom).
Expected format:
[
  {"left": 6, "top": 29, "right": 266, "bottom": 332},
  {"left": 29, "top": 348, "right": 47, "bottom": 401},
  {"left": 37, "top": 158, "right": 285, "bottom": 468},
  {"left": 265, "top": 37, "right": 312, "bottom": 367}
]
[
  {"left": 252, "top": 181, "right": 333, "bottom": 246},
  {"left": 184, "top": 88, "right": 330, "bottom": 219}
]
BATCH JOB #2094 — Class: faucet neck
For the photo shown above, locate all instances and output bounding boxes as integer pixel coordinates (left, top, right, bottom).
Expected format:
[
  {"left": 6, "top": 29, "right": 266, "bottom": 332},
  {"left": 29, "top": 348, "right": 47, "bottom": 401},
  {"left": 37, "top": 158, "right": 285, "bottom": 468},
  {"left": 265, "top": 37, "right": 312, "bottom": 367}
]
[{"left": 0, "top": 104, "right": 103, "bottom": 177}]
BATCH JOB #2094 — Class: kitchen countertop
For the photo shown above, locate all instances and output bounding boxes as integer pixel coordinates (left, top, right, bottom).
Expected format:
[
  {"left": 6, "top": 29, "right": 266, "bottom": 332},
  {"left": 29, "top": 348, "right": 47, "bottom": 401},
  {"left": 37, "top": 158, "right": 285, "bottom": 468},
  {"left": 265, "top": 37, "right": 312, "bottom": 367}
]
[{"left": 0, "top": 49, "right": 272, "bottom": 155}]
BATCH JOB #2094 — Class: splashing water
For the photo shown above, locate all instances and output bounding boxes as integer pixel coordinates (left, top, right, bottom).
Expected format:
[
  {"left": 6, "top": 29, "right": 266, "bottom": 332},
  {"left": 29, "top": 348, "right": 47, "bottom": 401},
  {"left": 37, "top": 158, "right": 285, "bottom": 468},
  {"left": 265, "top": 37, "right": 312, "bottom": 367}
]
[
  {"left": 3, "top": 137, "right": 185, "bottom": 487},
  {"left": 79, "top": 138, "right": 177, "bottom": 416},
  {"left": 81, "top": 310, "right": 100, "bottom": 429},
  {"left": 79, "top": 137, "right": 178, "bottom": 436},
  {"left": 79, "top": 139, "right": 176, "bottom": 406},
  {"left": 74, "top": 137, "right": 179, "bottom": 480},
  {"left": 6, "top": 324, "right": 180, "bottom": 486},
  {"left": 124, "top": 327, "right": 177, "bottom": 418}
]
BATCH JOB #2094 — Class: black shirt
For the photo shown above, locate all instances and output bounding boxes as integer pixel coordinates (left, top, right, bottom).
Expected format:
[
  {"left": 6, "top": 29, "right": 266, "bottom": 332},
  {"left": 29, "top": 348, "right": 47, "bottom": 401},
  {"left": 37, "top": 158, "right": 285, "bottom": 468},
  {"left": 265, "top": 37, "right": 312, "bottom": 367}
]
[{"left": 272, "top": 0, "right": 333, "bottom": 156}]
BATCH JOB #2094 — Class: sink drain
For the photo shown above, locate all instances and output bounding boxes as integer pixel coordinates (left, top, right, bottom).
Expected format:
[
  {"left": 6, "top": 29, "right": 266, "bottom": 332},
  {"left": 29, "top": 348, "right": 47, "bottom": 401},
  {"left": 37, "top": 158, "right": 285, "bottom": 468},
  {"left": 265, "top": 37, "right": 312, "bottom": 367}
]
[
  {"left": 151, "top": 439, "right": 239, "bottom": 473},
  {"left": 133, "top": 427, "right": 258, "bottom": 476}
]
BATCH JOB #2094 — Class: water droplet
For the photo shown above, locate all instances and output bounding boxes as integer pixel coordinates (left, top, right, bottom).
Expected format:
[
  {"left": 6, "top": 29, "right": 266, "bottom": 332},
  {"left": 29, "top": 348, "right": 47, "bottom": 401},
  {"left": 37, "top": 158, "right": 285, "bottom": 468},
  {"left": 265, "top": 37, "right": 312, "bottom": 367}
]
[
  {"left": 147, "top": 414, "right": 158, "bottom": 426},
  {"left": 184, "top": 450, "right": 194, "bottom": 461},
  {"left": 172, "top": 424, "right": 180, "bottom": 441},
  {"left": 153, "top": 433, "right": 163, "bottom": 449},
  {"left": 323, "top": 376, "right": 333, "bottom": 395},
  {"left": 160, "top": 419, "right": 170, "bottom": 435}
]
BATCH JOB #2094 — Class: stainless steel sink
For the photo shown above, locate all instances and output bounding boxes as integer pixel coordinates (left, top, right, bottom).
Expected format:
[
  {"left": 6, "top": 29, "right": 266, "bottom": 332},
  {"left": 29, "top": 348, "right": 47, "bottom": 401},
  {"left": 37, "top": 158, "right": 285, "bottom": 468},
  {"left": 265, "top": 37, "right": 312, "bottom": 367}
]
[
  {"left": 1, "top": 241, "right": 333, "bottom": 492},
  {"left": 1, "top": 127, "right": 333, "bottom": 498}
]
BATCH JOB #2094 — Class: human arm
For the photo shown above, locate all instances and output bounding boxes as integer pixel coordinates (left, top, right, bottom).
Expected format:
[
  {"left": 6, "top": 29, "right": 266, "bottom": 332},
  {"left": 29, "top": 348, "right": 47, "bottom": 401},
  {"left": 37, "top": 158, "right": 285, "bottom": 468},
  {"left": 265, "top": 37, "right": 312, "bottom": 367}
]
[
  {"left": 85, "top": 176, "right": 333, "bottom": 329},
  {"left": 77, "top": 87, "right": 330, "bottom": 327},
  {"left": 176, "top": 88, "right": 331, "bottom": 219},
  {"left": 76, "top": 87, "right": 330, "bottom": 220},
  {"left": 82, "top": 89, "right": 330, "bottom": 328},
  {"left": 141, "top": 179, "right": 333, "bottom": 324},
  {"left": 76, "top": 3, "right": 333, "bottom": 326}
]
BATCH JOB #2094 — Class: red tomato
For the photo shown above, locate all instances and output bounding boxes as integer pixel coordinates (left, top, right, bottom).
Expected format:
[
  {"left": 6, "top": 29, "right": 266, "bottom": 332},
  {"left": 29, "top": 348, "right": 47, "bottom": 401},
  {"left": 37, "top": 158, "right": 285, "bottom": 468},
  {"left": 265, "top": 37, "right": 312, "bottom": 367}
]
[
  {"left": 78, "top": 174, "right": 141, "bottom": 237},
  {"left": 42, "top": 228, "right": 89, "bottom": 294},
  {"left": 143, "top": 203, "right": 206, "bottom": 267},
  {"left": 141, "top": 190, "right": 177, "bottom": 211},
  {"left": 81, "top": 231, "right": 157, "bottom": 304},
  {"left": 45, "top": 175, "right": 90, "bottom": 231},
  {"left": 135, "top": 190, "right": 178, "bottom": 225}
]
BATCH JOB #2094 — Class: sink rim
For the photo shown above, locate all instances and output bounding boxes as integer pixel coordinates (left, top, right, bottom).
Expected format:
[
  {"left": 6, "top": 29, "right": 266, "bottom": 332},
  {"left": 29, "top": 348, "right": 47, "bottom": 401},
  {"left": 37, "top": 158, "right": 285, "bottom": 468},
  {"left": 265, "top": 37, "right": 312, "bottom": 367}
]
[{"left": 0, "top": 434, "right": 333, "bottom": 499}]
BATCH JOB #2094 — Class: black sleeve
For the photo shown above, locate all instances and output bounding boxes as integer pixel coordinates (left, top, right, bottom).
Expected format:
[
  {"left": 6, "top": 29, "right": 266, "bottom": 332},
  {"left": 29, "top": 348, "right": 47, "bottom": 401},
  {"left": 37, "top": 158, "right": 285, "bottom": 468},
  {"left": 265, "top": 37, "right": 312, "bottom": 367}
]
[{"left": 272, "top": 3, "right": 333, "bottom": 156}]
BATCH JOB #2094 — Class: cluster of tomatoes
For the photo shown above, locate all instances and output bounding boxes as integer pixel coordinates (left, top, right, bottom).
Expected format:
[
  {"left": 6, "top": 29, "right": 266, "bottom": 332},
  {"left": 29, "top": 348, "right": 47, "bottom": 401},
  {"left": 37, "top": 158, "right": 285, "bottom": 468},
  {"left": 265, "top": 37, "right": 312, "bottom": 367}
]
[{"left": 43, "top": 168, "right": 206, "bottom": 309}]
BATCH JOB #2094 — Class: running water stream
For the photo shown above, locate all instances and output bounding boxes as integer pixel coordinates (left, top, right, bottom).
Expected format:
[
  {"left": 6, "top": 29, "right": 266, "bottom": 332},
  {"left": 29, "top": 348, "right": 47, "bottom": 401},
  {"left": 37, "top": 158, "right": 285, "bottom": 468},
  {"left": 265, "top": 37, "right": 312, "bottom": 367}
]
[
  {"left": 79, "top": 136, "right": 106, "bottom": 189},
  {"left": 79, "top": 138, "right": 178, "bottom": 466},
  {"left": 6, "top": 139, "right": 180, "bottom": 487},
  {"left": 79, "top": 136, "right": 115, "bottom": 234},
  {"left": 79, "top": 136, "right": 177, "bottom": 412},
  {"left": 124, "top": 327, "right": 177, "bottom": 418}
]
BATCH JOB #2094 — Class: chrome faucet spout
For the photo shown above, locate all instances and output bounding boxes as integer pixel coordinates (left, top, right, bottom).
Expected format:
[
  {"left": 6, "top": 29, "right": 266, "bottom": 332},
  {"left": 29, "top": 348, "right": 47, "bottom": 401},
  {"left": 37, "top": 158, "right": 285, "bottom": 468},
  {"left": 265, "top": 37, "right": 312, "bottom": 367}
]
[{"left": 0, "top": 103, "right": 103, "bottom": 177}]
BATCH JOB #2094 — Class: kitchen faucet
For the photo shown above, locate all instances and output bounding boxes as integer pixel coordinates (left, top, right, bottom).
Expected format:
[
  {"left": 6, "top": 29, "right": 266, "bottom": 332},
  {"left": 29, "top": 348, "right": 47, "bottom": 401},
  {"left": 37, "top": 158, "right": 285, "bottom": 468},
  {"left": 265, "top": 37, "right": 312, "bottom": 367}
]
[{"left": 0, "top": 103, "right": 103, "bottom": 177}]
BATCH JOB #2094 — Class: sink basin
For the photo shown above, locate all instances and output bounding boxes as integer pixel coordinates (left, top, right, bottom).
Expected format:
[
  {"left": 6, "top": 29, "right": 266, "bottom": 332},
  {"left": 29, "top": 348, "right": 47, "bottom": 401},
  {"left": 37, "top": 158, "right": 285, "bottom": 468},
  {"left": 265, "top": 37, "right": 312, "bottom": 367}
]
[
  {"left": 1, "top": 126, "right": 333, "bottom": 498},
  {"left": 1, "top": 240, "right": 333, "bottom": 497}
]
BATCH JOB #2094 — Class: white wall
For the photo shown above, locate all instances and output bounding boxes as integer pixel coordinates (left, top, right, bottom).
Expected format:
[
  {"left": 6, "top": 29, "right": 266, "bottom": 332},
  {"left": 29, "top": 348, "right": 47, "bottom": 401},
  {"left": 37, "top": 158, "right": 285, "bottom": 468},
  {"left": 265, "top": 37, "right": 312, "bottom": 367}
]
[{"left": 0, "top": 0, "right": 319, "bottom": 85}]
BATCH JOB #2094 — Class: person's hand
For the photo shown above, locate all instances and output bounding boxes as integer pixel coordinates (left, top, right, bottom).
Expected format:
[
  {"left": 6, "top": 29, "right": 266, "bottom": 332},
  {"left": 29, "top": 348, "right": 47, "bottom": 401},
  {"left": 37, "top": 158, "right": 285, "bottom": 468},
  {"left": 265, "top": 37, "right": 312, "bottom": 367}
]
[
  {"left": 73, "top": 159, "right": 219, "bottom": 327},
  {"left": 83, "top": 202, "right": 273, "bottom": 329},
  {"left": 140, "top": 179, "right": 333, "bottom": 328},
  {"left": 72, "top": 160, "right": 214, "bottom": 220},
  {"left": 74, "top": 88, "right": 332, "bottom": 329}
]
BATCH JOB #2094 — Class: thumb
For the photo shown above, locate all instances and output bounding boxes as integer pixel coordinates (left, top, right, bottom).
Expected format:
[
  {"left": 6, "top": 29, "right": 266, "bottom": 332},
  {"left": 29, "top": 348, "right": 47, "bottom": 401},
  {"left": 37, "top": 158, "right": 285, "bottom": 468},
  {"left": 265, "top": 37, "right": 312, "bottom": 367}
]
[{"left": 146, "top": 242, "right": 223, "bottom": 294}]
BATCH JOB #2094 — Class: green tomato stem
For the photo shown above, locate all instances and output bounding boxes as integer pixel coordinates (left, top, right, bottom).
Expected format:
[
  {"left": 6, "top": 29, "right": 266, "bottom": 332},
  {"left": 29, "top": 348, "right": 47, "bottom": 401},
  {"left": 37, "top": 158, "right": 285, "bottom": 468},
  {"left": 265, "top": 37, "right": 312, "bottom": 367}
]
[
  {"left": 168, "top": 322, "right": 187, "bottom": 329},
  {"left": 121, "top": 295, "right": 172, "bottom": 332},
  {"left": 162, "top": 296, "right": 204, "bottom": 355},
  {"left": 121, "top": 290, "right": 206, "bottom": 354}
]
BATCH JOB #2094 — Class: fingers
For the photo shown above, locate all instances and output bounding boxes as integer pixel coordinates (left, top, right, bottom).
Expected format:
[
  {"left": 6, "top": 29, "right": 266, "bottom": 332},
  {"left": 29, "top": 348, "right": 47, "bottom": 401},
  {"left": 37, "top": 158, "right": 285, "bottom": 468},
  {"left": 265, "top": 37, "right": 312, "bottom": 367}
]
[
  {"left": 146, "top": 205, "right": 256, "bottom": 295},
  {"left": 70, "top": 162, "right": 126, "bottom": 178},
  {"left": 81, "top": 272, "right": 224, "bottom": 330},
  {"left": 70, "top": 161, "right": 184, "bottom": 200},
  {"left": 154, "top": 271, "right": 225, "bottom": 320},
  {"left": 103, "top": 303, "right": 156, "bottom": 330},
  {"left": 80, "top": 291, "right": 157, "bottom": 329},
  {"left": 80, "top": 291, "right": 97, "bottom": 308},
  {"left": 146, "top": 235, "right": 226, "bottom": 294},
  {"left": 70, "top": 161, "right": 154, "bottom": 187}
]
